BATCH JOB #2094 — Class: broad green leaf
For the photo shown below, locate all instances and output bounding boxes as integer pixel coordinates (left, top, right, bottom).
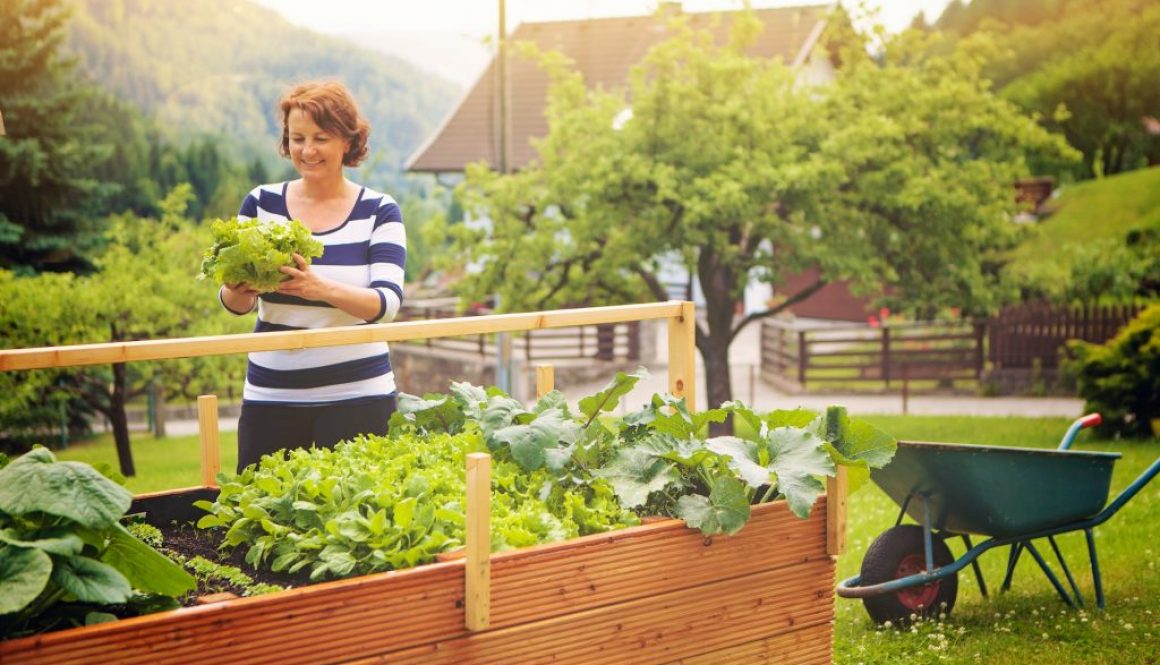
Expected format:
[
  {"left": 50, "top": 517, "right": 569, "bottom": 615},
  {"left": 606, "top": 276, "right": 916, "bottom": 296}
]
[
  {"left": 449, "top": 381, "right": 490, "bottom": 417},
  {"left": 642, "top": 432, "right": 716, "bottom": 468},
  {"left": 0, "top": 545, "right": 52, "bottom": 614},
  {"left": 676, "top": 477, "right": 751, "bottom": 536},
  {"left": 705, "top": 436, "right": 771, "bottom": 488},
  {"left": 592, "top": 447, "right": 679, "bottom": 508},
  {"left": 394, "top": 393, "right": 465, "bottom": 434},
  {"left": 0, "top": 528, "right": 84, "bottom": 556},
  {"left": 763, "top": 408, "right": 818, "bottom": 430},
  {"left": 578, "top": 368, "right": 646, "bottom": 422},
  {"left": 720, "top": 401, "right": 763, "bottom": 435},
  {"left": 52, "top": 556, "right": 132, "bottom": 604},
  {"left": 765, "top": 427, "right": 835, "bottom": 518},
  {"left": 492, "top": 409, "right": 583, "bottom": 471},
  {"left": 532, "top": 390, "right": 570, "bottom": 416},
  {"left": 102, "top": 524, "right": 195, "bottom": 597},
  {"left": 479, "top": 395, "right": 530, "bottom": 437},
  {"left": 0, "top": 448, "right": 132, "bottom": 529}
]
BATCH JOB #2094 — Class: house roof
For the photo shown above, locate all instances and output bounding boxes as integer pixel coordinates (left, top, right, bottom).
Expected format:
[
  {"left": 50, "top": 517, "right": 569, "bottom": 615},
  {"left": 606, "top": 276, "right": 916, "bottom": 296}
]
[{"left": 405, "top": 3, "right": 833, "bottom": 173}]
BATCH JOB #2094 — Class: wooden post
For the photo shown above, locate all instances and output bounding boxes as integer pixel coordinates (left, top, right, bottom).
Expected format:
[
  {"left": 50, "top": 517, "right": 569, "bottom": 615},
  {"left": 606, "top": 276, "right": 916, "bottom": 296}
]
[
  {"left": 667, "top": 301, "right": 696, "bottom": 410},
  {"left": 882, "top": 326, "right": 892, "bottom": 388},
  {"left": 196, "top": 395, "right": 221, "bottom": 486},
  {"left": 535, "top": 364, "right": 555, "bottom": 399},
  {"left": 827, "top": 465, "right": 848, "bottom": 556},
  {"left": 465, "top": 452, "right": 491, "bottom": 631},
  {"left": 797, "top": 330, "right": 808, "bottom": 388}
]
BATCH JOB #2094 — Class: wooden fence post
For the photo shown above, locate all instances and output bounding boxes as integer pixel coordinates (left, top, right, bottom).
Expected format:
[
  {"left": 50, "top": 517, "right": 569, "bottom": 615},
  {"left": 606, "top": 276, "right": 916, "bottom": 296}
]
[
  {"left": 882, "top": 326, "right": 892, "bottom": 388},
  {"left": 827, "top": 465, "right": 848, "bottom": 556},
  {"left": 535, "top": 364, "right": 555, "bottom": 399},
  {"left": 668, "top": 301, "right": 697, "bottom": 410},
  {"left": 797, "top": 330, "right": 808, "bottom": 388},
  {"left": 196, "top": 395, "right": 221, "bottom": 486},
  {"left": 465, "top": 453, "right": 491, "bottom": 631}
]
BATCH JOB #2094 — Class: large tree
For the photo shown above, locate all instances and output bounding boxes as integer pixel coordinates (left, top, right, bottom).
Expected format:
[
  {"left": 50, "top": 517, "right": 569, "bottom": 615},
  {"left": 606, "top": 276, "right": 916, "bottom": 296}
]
[
  {"left": 0, "top": 0, "right": 115, "bottom": 272},
  {"left": 436, "top": 16, "right": 1075, "bottom": 414},
  {"left": 0, "top": 187, "right": 249, "bottom": 474}
]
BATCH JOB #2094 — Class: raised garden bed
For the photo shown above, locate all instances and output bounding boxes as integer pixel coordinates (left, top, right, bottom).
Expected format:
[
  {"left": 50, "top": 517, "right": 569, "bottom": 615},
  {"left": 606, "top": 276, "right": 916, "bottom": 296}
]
[{"left": 1, "top": 484, "right": 838, "bottom": 665}]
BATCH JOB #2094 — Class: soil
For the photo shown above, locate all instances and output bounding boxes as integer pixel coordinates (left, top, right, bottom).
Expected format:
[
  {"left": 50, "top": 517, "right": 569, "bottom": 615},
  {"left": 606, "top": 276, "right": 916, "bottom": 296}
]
[{"left": 155, "top": 522, "right": 315, "bottom": 603}]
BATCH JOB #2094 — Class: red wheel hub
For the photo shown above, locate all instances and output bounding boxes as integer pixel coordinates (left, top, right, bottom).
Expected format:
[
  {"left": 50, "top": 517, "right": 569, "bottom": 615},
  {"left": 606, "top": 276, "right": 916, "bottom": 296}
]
[{"left": 895, "top": 553, "right": 940, "bottom": 611}]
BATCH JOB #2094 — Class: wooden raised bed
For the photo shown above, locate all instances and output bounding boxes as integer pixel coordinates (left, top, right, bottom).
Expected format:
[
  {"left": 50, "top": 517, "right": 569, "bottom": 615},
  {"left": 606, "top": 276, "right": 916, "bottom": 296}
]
[{"left": 0, "top": 302, "right": 844, "bottom": 664}]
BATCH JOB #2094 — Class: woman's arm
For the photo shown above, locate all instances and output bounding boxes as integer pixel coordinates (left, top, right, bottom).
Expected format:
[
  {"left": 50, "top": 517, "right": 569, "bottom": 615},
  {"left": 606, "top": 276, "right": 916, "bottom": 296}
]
[{"left": 220, "top": 283, "right": 259, "bottom": 315}]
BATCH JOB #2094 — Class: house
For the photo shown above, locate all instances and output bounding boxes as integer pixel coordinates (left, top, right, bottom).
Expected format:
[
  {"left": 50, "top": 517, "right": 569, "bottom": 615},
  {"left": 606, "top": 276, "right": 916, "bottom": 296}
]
[{"left": 407, "top": 1, "right": 876, "bottom": 322}]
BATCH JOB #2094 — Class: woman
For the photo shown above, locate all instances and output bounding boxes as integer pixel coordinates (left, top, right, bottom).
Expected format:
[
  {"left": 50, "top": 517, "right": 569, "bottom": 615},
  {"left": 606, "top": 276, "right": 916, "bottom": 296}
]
[{"left": 219, "top": 80, "right": 406, "bottom": 472}]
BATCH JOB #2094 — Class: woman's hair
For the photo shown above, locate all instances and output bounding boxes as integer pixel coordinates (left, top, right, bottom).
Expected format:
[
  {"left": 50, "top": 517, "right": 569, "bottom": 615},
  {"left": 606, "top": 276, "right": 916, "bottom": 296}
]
[{"left": 278, "top": 81, "right": 370, "bottom": 167}]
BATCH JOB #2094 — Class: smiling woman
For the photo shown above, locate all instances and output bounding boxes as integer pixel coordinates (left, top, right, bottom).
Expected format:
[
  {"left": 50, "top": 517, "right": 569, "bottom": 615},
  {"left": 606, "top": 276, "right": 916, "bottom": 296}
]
[{"left": 217, "top": 80, "right": 408, "bottom": 473}]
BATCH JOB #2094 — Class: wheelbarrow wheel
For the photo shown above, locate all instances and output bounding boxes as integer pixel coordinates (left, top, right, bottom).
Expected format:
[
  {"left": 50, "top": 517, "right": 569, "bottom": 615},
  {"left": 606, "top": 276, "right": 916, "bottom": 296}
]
[{"left": 860, "top": 525, "right": 957, "bottom": 626}]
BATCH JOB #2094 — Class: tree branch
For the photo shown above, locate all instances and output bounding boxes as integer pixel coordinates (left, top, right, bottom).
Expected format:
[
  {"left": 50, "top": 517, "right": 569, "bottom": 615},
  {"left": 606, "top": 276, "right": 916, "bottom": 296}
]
[{"left": 730, "top": 276, "right": 828, "bottom": 344}]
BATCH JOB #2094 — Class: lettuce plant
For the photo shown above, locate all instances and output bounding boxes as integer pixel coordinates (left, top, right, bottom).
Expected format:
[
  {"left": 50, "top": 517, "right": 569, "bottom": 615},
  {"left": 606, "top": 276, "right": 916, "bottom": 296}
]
[{"left": 198, "top": 218, "right": 323, "bottom": 292}]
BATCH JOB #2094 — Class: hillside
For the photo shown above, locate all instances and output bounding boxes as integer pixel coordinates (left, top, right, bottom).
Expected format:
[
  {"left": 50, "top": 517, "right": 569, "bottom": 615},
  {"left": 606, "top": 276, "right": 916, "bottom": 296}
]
[
  {"left": 1006, "top": 166, "right": 1160, "bottom": 288},
  {"left": 63, "top": 0, "right": 459, "bottom": 183}
]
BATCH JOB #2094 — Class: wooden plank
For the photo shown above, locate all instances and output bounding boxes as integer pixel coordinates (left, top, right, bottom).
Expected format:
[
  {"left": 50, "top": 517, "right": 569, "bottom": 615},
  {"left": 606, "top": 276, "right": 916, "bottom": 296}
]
[
  {"left": 465, "top": 453, "right": 491, "bottom": 631},
  {"left": 0, "top": 302, "right": 685, "bottom": 371},
  {"left": 668, "top": 301, "right": 696, "bottom": 409},
  {"left": 535, "top": 365, "right": 554, "bottom": 398},
  {"left": 661, "top": 619, "right": 832, "bottom": 664},
  {"left": 368, "top": 559, "right": 834, "bottom": 665},
  {"left": 196, "top": 395, "right": 221, "bottom": 486},
  {"left": 827, "top": 466, "right": 848, "bottom": 556}
]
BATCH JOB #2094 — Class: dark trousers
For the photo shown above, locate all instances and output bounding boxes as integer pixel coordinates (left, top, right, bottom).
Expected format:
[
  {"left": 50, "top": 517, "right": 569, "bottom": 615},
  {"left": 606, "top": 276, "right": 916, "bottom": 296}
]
[{"left": 236, "top": 395, "right": 396, "bottom": 472}]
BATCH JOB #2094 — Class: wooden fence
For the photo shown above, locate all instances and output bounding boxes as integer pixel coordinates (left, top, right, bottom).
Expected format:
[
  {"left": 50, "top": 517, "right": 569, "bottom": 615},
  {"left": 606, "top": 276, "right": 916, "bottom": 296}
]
[
  {"left": 761, "top": 319, "right": 984, "bottom": 390},
  {"left": 988, "top": 302, "right": 1147, "bottom": 369},
  {"left": 396, "top": 299, "right": 642, "bottom": 363}
]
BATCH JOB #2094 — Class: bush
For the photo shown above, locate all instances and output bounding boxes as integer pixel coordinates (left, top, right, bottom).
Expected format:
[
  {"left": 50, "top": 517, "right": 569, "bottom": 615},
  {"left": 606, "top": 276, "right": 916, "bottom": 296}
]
[{"left": 1062, "top": 304, "right": 1160, "bottom": 438}]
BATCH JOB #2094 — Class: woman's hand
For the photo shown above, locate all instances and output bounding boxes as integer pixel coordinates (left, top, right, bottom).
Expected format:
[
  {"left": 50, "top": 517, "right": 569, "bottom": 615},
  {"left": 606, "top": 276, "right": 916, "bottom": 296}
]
[
  {"left": 221, "top": 282, "right": 259, "bottom": 314},
  {"left": 277, "top": 253, "right": 331, "bottom": 301}
]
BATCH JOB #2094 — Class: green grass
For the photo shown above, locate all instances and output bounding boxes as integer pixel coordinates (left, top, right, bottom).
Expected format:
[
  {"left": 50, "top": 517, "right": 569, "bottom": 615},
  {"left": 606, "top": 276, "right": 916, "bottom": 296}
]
[
  {"left": 1008, "top": 165, "right": 1160, "bottom": 287},
  {"left": 839, "top": 415, "right": 1160, "bottom": 664},
  {"left": 49, "top": 416, "right": 1160, "bottom": 663}
]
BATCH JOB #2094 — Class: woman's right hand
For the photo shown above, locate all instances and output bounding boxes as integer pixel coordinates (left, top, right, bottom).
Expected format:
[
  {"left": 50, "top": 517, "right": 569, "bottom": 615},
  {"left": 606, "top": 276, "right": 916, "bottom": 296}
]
[
  {"left": 224, "top": 282, "right": 260, "bottom": 297},
  {"left": 221, "top": 282, "right": 260, "bottom": 314}
]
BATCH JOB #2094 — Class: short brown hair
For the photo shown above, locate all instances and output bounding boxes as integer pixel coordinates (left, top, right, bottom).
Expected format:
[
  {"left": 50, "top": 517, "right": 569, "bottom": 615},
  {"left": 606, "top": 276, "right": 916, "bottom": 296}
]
[{"left": 278, "top": 81, "right": 370, "bottom": 167}]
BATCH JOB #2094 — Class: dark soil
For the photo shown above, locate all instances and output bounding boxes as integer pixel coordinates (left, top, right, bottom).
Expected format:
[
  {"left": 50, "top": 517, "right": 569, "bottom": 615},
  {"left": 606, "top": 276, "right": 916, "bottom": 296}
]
[{"left": 155, "top": 521, "right": 316, "bottom": 604}]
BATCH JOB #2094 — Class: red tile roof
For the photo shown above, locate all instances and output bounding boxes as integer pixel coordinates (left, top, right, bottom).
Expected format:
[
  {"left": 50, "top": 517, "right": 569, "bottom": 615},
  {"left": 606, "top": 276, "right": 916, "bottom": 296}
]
[{"left": 406, "top": 3, "right": 833, "bottom": 173}]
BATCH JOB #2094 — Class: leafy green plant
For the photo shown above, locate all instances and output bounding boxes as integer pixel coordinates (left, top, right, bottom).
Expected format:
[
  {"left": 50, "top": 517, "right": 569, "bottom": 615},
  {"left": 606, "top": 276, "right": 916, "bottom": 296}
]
[
  {"left": 0, "top": 448, "right": 196, "bottom": 638},
  {"left": 394, "top": 371, "right": 897, "bottom": 536},
  {"left": 1062, "top": 304, "right": 1160, "bottom": 438},
  {"left": 198, "top": 217, "right": 323, "bottom": 292},
  {"left": 195, "top": 429, "right": 637, "bottom": 581}
]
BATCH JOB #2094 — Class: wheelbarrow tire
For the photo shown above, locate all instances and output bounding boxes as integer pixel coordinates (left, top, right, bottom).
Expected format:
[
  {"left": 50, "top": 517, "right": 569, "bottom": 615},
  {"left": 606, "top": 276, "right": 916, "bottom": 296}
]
[{"left": 860, "top": 525, "right": 957, "bottom": 626}]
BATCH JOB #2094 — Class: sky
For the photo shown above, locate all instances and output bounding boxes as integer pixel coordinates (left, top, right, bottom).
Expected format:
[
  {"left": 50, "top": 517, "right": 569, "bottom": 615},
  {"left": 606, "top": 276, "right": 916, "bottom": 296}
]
[{"left": 252, "top": 0, "right": 954, "bottom": 86}]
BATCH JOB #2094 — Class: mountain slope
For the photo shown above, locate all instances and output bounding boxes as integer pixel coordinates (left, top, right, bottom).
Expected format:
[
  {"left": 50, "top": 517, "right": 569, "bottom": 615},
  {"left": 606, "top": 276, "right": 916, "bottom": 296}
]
[{"left": 64, "top": 0, "right": 459, "bottom": 177}]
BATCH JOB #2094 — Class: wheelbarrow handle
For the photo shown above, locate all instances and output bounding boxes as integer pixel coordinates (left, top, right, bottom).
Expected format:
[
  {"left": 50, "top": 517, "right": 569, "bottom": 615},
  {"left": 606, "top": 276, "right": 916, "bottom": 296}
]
[{"left": 1058, "top": 413, "right": 1102, "bottom": 451}]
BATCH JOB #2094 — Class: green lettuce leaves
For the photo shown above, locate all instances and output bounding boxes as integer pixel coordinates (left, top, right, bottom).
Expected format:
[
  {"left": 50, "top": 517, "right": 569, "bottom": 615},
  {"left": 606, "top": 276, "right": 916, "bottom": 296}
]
[{"left": 198, "top": 218, "right": 324, "bottom": 292}]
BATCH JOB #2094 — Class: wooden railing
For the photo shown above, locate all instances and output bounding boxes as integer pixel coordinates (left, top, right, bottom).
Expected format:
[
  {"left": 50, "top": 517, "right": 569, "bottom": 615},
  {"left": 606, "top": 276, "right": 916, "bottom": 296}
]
[
  {"left": 761, "top": 318, "right": 984, "bottom": 390},
  {"left": 395, "top": 300, "right": 642, "bottom": 363}
]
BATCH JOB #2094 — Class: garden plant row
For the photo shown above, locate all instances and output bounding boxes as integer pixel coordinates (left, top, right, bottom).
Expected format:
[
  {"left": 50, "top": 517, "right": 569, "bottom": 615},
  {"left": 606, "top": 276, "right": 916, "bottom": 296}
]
[{"left": 0, "top": 370, "right": 897, "bottom": 664}]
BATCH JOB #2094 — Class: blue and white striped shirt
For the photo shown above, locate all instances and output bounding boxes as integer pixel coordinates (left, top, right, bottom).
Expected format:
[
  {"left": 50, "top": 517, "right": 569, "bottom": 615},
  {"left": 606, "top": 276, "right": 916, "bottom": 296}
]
[{"left": 229, "top": 182, "right": 406, "bottom": 405}]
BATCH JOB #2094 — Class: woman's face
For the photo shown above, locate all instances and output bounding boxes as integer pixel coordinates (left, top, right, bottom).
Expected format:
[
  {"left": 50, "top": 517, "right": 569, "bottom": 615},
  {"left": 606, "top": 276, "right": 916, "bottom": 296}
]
[{"left": 286, "top": 107, "right": 349, "bottom": 182}]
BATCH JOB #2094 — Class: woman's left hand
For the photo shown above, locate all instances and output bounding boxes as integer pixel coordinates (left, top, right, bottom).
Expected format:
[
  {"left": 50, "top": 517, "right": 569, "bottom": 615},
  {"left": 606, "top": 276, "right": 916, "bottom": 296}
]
[{"left": 277, "top": 253, "right": 330, "bottom": 301}]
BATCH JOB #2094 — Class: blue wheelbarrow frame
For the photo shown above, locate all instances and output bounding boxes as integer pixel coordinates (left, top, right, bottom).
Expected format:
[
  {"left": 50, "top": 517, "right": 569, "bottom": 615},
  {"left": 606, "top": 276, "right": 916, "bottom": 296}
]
[{"left": 837, "top": 414, "right": 1160, "bottom": 614}]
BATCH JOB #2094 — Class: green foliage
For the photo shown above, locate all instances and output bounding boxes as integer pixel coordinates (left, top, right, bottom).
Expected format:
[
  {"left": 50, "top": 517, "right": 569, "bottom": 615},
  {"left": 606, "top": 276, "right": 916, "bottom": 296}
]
[
  {"left": 195, "top": 428, "right": 638, "bottom": 581},
  {"left": 198, "top": 218, "right": 324, "bottom": 292},
  {"left": 1062, "top": 305, "right": 1160, "bottom": 438},
  {"left": 397, "top": 375, "right": 897, "bottom": 533},
  {"left": 0, "top": 448, "right": 194, "bottom": 638},
  {"left": 182, "top": 556, "right": 284, "bottom": 597},
  {"left": 0, "top": 0, "right": 118, "bottom": 272}
]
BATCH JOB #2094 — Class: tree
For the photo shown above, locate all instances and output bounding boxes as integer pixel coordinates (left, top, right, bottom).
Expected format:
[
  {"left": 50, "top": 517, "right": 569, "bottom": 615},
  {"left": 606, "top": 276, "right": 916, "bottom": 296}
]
[
  {"left": 0, "top": 187, "right": 249, "bottom": 473},
  {"left": 0, "top": 0, "right": 116, "bottom": 272},
  {"left": 437, "top": 15, "right": 1075, "bottom": 415}
]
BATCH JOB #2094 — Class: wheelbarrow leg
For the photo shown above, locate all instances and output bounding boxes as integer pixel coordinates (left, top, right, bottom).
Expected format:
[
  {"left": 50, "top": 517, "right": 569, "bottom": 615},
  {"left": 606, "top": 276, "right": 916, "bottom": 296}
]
[
  {"left": 1048, "top": 535, "right": 1084, "bottom": 607},
  {"left": 1024, "top": 541, "right": 1076, "bottom": 608},
  {"left": 1001, "top": 542, "right": 1023, "bottom": 592},
  {"left": 1085, "top": 528, "right": 1105, "bottom": 609},
  {"left": 961, "top": 534, "right": 988, "bottom": 598}
]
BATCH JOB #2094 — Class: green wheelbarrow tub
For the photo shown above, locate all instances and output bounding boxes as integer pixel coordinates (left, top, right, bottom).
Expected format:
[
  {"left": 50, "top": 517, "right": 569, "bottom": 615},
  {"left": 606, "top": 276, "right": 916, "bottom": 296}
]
[{"left": 871, "top": 441, "right": 1121, "bottom": 539}]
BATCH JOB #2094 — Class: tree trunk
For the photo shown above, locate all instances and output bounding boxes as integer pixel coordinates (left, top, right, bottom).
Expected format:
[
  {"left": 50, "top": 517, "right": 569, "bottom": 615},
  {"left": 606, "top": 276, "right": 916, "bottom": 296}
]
[
  {"left": 110, "top": 362, "right": 136, "bottom": 477},
  {"left": 702, "top": 336, "right": 733, "bottom": 433},
  {"left": 698, "top": 257, "right": 738, "bottom": 435}
]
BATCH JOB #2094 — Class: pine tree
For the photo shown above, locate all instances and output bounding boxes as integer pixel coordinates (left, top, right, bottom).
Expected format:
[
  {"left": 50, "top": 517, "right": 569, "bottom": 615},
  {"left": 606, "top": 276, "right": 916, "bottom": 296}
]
[{"left": 0, "top": 0, "right": 116, "bottom": 273}]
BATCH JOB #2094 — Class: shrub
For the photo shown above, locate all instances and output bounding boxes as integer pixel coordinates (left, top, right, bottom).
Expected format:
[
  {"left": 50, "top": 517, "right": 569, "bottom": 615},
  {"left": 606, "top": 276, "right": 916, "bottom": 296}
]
[{"left": 1062, "top": 304, "right": 1160, "bottom": 438}]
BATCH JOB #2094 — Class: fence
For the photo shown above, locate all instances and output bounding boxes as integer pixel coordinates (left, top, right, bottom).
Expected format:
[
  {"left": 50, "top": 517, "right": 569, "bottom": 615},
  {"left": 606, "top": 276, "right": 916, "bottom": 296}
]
[
  {"left": 396, "top": 299, "right": 642, "bottom": 363},
  {"left": 761, "top": 319, "right": 984, "bottom": 391},
  {"left": 988, "top": 302, "right": 1147, "bottom": 369}
]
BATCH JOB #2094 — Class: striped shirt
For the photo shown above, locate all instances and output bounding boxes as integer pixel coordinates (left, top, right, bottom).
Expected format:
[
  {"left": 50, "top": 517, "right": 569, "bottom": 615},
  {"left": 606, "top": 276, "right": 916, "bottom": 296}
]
[{"left": 226, "top": 182, "right": 406, "bottom": 405}]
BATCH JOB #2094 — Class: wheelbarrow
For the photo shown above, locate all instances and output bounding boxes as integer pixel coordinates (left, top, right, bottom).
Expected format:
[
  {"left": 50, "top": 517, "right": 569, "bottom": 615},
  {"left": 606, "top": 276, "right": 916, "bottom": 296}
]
[{"left": 836, "top": 414, "right": 1160, "bottom": 624}]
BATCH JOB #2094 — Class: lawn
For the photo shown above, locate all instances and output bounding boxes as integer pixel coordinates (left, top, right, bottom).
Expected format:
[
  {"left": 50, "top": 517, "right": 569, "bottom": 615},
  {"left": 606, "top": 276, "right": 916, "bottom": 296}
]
[{"left": 51, "top": 415, "right": 1159, "bottom": 663}]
